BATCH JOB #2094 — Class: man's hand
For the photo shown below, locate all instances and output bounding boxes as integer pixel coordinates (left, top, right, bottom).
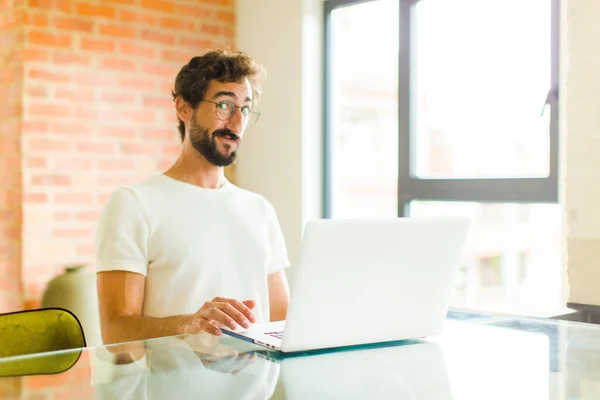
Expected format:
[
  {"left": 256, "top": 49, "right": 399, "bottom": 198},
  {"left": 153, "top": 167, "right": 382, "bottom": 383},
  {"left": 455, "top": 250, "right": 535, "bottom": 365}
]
[{"left": 188, "top": 297, "right": 257, "bottom": 336}]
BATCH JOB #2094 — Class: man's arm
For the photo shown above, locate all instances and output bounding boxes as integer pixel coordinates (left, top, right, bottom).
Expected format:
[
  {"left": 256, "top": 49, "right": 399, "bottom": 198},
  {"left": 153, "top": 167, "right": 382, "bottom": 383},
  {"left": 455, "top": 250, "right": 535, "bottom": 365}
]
[
  {"left": 97, "top": 271, "right": 256, "bottom": 345},
  {"left": 267, "top": 270, "right": 290, "bottom": 321}
]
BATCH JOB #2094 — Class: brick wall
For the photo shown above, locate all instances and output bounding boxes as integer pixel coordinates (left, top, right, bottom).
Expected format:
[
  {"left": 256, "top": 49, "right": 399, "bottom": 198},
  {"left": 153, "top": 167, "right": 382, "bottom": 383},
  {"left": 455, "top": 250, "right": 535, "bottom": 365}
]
[
  {"left": 0, "top": 1, "right": 24, "bottom": 313},
  {"left": 0, "top": 0, "right": 236, "bottom": 313},
  {"left": 563, "top": 0, "right": 600, "bottom": 306}
]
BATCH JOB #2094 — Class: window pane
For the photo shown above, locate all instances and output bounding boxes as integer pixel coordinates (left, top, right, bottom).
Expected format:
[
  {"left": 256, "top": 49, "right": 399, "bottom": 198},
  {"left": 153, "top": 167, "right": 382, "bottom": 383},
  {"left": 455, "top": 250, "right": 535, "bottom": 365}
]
[
  {"left": 329, "top": 0, "right": 399, "bottom": 218},
  {"left": 413, "top": 0, "right": 552, "bottom": 179},
  {"left": 410, "top": 201, "right": 564, "bottom": 315}
]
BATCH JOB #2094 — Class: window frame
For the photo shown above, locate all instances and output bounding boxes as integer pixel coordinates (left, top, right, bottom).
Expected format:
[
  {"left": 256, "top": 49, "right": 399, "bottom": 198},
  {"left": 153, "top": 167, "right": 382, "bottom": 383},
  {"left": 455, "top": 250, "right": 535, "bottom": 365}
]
[{"left": 323, "top": 0, "right": 560, "bottom": 218}]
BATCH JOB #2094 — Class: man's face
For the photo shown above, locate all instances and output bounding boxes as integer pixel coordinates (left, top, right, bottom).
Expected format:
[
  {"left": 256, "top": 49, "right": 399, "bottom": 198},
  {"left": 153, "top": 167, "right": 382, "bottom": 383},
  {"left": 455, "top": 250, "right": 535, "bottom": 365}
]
[{"left": 188, "top": 79, "right": 253, "bottom": 167}]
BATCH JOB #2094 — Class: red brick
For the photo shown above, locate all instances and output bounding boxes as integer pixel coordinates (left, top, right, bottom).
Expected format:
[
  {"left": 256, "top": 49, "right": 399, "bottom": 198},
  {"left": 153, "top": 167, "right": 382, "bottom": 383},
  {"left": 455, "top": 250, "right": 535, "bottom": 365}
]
[
  {"left": 54, "top": 193, "right": 94, "bottom": 205},
  {"left": 0, "top": 277, "right": 21, "bottom": 293},
  {"left": 55, "top": 88, "right": 94, "bottom": 102},
  {"left": 100, "top": 92, "right": 136, "bottom": 104},
  {"left": 75, "top": 73, "right": 119, "bottom": 87},
  {"left": 0, "top": 103, "right": 21, "bottom": 119},
  {"left": 160, "top": 17, "right": 195, "bottom": 32},
  {"left": 100, "top": 58, "right": 137, "bottom": 72},
  {"left": 119, "top": 77, "right": 156, "bottom": 91},
  {"left": 52, "top": 52, "right": 91, "bottom": 66},
  {"left": 54, "top": 157, "right": 93, "bottom": 170},
  {"left": 118, "top": 42, "right": 155, "bottom": 59},
  {"left": 54, "top": 212, "right": 71, "bottom": 221},
  {"left": 99, "top": 24, "right": 137, "bottom": 38},
  {"left": 56, "top": 0, "right": 73, "bottom": 12},
  {"left": 121, "top": 109, "right": 156, "bottom": 123},
  {"left": 76, "top": 142, "right": 115, "bottom": 154},
  {"left": 24, "top": 11, "right": 48, "bottom": 27},
  {"left": 50, "top": 122, "right": 90, "bottom": 136},
  {"left": 28, "top": 0, "right": 71, "bottom": 13},
  {"left": 141, "top": 0, "right": 174, "bottom": 13},
  {"left": 179, "top": 36, "right": 215, "bottom": 49},
  {"left": 105, "top": 0, "right": 136, "bottom": 4},
  {"left": 141, "top": 29, "right": 175, "bottom": 46},
  {"left": 53, "top": 16, "right": 94, "bottom": 32},
  {"left": 157, "top": 159, "right": 172, "bottom": 170},
  {"left": 77, "top": 244, "right": 96, "bottom": 256},
  {"left": 159, "top": 80, "right": 173, "bottom": 93},
  {"left": 98, "top": 193, "right": 112, "bottom": 205},
  {"left": 31, "top": 174, "right": 71, "bottom": 186},
  {"left": 28, "top": 30, "right": 72, "bottom": 48},
  {"left": 27, "top": 103, "right": 71, "bottom": 118},
  {"left": 28, "top": 68, "right": 70, "bottom": 83},
  {"left": 119, "top": 10, "right": 156, "bottom": 25},
  {"left": 100, "top": 127, "right": 137, "bottom": 138},
  {"left": 23, "top": 48, "right": 49, "bottom": 62},
  {"left": 25, "top": 193, "right": 47, "bottom": 203},
  {"left": 142, "top": 95, "right": 171, "bottom": 109},
  {"left": 161, "top": 144, "right": 180, "bottom": 156},
  {"left": 142, "top": 63, "right": 176, "bottom": 77},
  {"left": 97, "top": 159, "right": 135, "bottom": 170},
  {"left": 76, "top": 107, "right": 97, "bottom": 120},
  {"left": 76, "top": 211, "right": 99, "bottom": 221},
  {"left": 198, "top": 0, "right": 232, "bottom": 5},
  {"left": 27, "top": 138, "right": 71, "bottom": 152},
  {"left": 0, "top": 138, "right": 19, "bottom": 153},
  {"left": 76, "top": 2, "right": 115, "bottom": 18},
  {"left": 80, "top": 38, "right": 115, "bottom": 53},
  {"left": 201, "top": 24, "right": 233, "bottom": 37},
  {"left": 216, "top": 11, "right": 235, "bottom": 24},
  {"left": 121, "top": 142, "right": 158, "bottom": 155},
  {"left": 142, "top": 128, "right": 176, "bottom": 140},
  {"left": 22, "top": 121, "right": 49, "bottom": 134},
  {"left": 26, "top": 85, "right": 48, "bottom": 97},
  {"left": 0, "top": 9, "right": 23, "bottom": 30},
  {"left": 175, "top": 4, "right": 212, "bottom": 18},
  {"left": 54, "top": 228, "right": 93, "bottom": 238},
  {"left": 27, "top": 156, "right": 48, "bottom": 168},
  {"left": 161, "top": 50, "right": 196, "bottom": 63}
]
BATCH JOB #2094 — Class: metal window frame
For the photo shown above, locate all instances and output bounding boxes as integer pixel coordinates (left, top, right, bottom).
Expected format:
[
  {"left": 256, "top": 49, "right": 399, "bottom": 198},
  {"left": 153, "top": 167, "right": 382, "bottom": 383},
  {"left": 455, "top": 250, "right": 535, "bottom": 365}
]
[{"left": 323, "top": 0, "right": 560, "bottom": 218}]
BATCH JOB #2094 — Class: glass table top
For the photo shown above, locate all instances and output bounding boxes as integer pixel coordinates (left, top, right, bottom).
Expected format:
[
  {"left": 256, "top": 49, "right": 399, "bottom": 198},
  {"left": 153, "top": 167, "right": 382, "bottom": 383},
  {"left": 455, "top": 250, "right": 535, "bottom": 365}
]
[{"left": 0, "top": 309, "right": 598, "bottom": 399}]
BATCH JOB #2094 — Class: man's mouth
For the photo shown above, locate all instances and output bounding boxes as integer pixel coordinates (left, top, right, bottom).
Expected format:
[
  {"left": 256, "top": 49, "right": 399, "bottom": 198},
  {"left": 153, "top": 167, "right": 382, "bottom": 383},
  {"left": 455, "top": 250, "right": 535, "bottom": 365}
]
[{"left": 214, "top": 130, "right": 240, "bottom": 142}]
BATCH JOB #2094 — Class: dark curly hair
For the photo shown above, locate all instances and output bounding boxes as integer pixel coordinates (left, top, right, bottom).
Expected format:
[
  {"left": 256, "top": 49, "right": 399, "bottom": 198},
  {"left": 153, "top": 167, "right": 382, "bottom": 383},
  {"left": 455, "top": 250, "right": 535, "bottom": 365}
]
[{"left": 171, "top": 49, "right": 266, "bottom": 141}]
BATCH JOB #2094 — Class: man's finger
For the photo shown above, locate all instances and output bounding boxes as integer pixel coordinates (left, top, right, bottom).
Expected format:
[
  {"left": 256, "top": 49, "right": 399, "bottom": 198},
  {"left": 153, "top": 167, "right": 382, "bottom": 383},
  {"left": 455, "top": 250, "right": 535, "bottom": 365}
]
[
  {"left": 242, "top": 300, "right": 256, "bottom": 310},
  {"left": 206, "top": 307, "right": 239, "bottom": 330},
  {"left": 217, "top": 303, "right": 251, "bottom": 328},
  {"left": 223, "top": 299, "right": 256, "bottom": 323},
  {"left": 200, "top": 319, "right": 222, "bottom": 336}
]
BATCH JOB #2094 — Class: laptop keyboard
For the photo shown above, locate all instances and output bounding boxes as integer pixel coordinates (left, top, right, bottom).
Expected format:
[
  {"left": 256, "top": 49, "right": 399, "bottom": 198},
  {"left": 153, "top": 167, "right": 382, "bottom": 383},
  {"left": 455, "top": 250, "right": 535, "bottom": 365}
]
[{"left": 265, "top": 331, "right": 284, "bottom": 339}]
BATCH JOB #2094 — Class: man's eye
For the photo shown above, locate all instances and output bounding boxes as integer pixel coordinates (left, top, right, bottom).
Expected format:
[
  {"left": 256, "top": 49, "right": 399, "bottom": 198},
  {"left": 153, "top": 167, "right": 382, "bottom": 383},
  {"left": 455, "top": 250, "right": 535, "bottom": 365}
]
[
  {"left": 241, "top": 106, "right": 250, "bottom": 116},
  {"left": 216, "top": 102, "right": 229, "bottom": 110}
]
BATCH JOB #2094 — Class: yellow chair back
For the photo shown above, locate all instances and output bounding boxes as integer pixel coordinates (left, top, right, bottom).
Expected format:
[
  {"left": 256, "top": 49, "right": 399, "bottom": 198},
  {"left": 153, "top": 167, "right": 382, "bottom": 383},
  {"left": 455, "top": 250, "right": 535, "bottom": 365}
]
[{"left": 0, "top": 308, "right": 86, "bottom": 377}]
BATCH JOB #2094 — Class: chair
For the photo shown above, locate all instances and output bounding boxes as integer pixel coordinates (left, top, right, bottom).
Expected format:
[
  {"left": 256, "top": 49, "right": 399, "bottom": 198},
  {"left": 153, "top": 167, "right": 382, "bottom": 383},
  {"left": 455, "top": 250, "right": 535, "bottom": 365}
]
[{"left": 0, "top": 308, "right": 86, "bottom": 377}]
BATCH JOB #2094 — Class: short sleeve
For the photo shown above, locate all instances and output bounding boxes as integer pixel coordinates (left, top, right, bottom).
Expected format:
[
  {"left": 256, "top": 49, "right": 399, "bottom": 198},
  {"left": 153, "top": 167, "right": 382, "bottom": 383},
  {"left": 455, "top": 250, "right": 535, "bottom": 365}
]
[
  {"left": 95, "top": 187, "right": 150, "bottom": 276},
  {"left": 265, "top": 202, "right": 291, "bottom": 274}
]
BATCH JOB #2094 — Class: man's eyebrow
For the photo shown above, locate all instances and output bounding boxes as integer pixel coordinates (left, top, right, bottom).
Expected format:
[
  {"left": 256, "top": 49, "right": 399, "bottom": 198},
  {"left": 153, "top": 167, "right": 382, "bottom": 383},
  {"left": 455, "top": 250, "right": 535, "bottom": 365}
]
[{"left": 212, "top": 91, "right": 253, "bottom": 103}]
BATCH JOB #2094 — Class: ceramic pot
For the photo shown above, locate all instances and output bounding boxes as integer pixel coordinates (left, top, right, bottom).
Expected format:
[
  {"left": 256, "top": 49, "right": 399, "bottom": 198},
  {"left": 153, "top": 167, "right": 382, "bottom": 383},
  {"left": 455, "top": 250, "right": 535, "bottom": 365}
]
[{"left": 41, "top": 265, "right": 102, "bottom": 346}]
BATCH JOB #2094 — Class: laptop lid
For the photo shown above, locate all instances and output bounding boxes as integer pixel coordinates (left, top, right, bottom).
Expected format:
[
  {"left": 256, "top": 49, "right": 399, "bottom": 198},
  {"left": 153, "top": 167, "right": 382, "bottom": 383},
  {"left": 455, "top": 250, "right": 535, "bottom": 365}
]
[{"left": 280, "top": 217, "right": 469, "bottom": 353}]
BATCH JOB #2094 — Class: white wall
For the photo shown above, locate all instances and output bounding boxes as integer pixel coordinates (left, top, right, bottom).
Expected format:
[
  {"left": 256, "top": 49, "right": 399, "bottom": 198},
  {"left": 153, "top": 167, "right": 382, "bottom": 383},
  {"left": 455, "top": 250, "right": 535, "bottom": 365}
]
[
  {"left": 563, "top": 0, "right": 600, "bottom": 306},
  {"left": 236, "top": 0, "right": 324, "bottom": 278}
]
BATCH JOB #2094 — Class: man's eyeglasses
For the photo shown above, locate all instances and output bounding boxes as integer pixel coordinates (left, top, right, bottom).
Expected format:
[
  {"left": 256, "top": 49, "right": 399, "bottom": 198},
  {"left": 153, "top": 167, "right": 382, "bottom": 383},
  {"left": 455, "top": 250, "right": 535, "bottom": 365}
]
[{"left": 202, "top": 100, "right": 261, "bottom": 126}]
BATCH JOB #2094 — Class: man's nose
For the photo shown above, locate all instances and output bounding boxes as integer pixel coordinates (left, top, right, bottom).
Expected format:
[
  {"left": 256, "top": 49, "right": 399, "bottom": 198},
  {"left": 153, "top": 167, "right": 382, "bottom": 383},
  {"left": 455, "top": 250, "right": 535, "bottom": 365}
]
[{"left": 225, "top": 108, "right": 245, "bottom": 135}]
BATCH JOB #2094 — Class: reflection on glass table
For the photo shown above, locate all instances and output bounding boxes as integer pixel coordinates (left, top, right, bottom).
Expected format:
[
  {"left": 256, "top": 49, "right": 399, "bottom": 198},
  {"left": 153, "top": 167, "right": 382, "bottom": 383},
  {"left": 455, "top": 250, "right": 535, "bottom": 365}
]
[{"left": 2, "top": 313, "right": 600, "bottom": 399}]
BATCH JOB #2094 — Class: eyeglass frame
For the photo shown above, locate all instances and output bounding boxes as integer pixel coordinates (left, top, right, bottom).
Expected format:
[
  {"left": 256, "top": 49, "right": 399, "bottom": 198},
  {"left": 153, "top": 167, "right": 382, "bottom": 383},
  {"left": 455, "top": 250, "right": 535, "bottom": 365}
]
[{"left": 201, "top": 100, "right": 261, "bottom": 126}]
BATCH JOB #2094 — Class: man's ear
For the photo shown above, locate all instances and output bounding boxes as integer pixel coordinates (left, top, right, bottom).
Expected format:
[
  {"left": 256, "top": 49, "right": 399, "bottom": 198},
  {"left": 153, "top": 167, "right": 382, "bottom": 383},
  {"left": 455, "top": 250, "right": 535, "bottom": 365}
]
[{"left": 175, "top": 96, "right": 192, "bottom": 124}]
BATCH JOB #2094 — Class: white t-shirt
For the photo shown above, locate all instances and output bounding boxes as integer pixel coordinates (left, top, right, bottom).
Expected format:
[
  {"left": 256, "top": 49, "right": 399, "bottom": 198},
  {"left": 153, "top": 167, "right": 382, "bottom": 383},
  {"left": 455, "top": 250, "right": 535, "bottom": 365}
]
[{"left": 95, "top": 174, "right": 290, "bottom": 324}]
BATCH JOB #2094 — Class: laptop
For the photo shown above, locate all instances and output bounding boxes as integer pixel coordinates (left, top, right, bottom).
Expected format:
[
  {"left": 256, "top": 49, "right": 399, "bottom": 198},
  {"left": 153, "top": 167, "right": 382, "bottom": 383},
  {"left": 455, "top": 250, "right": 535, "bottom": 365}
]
[{"left": 223, "top": 217, "right": 469, "bottom": 353}]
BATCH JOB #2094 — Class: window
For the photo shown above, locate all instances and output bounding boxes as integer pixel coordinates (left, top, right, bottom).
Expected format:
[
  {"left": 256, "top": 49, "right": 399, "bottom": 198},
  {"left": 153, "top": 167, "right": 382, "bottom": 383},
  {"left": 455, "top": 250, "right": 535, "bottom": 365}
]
[{"left": 324, "top": 0, "right": 561, "bottom": 315}]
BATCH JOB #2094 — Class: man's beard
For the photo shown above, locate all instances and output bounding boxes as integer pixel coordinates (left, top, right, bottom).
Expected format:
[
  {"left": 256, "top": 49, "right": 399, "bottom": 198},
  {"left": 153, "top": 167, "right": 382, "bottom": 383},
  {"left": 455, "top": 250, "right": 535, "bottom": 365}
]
[{"left": 189, "top": 119, "right": 240, "bottom": 167}]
